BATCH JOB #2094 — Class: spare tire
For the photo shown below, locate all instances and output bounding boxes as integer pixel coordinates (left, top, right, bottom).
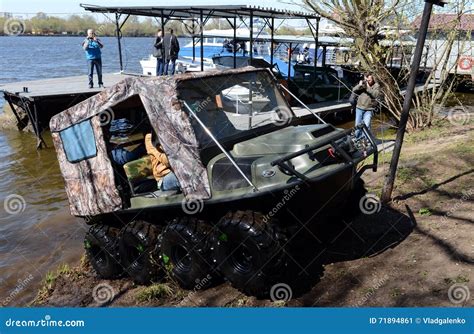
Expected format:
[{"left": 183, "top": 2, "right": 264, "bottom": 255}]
[
  {"left": 84, "top": 224, "right": 123, "bottom": 279},
  {"left": 160, "top": 217, "right": 217, "bottom": 290},
  {"left": 119, "top": 220, "right": 162, "bottom": 285},
  {"left": 212, "top": 211, "right": 288, "bottom": 298}
]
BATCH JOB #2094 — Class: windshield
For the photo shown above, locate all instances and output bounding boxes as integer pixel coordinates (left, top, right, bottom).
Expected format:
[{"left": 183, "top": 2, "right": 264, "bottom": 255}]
[{"left": 178, "top": 71, "right": 294, "bottom": 147}]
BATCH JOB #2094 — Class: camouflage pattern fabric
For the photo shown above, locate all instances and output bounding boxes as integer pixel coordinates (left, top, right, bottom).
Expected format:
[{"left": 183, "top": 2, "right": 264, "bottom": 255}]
[
  {"left": 123, "top": 155, "right": 153, "bottom": 183},
  {"left": 51, "top": 116, "right": 122, "bottom": 216},
  {"left": 50, "top": 66, "right": 267, "bottom": 217}
]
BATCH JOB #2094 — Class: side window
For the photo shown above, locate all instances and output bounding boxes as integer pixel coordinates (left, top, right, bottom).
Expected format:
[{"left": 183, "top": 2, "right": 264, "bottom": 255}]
[
  {"left": 314, "top": 73, "right": 324, "bottom": 84},
  {"left": 59, "top": 119, "right": 97, "bottom": 163},
  {"left": 325, "top": 73, "right": 339, "bottom": 85}
]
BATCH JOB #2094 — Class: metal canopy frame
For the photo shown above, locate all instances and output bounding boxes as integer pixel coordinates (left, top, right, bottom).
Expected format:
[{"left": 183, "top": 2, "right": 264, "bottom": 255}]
[
  {"left": 80, "top": 4, "right": 322, "bottom": 73},
  {"left": 80, "top": 4, "right": 320, "bottom": 19}
]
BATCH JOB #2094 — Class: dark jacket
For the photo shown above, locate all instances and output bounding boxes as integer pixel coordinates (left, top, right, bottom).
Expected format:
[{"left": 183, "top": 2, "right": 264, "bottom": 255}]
[
  {"left": 352, "top": 81, "right": 382, "bottom": 111},
  {"left": 163, "top": 34, "right": 180, "bottom": 61},
  {"left": 153, "top": 36, "right": 163, "bottom": 59}
]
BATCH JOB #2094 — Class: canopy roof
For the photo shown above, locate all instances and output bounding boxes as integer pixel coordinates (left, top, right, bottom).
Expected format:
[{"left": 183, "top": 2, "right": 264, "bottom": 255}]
[
  {"left": 80, "top": 4, "right": 320, "bottom": 20},
  {"left": 201, "top": 31, "right": 352, "bottom": 46}
]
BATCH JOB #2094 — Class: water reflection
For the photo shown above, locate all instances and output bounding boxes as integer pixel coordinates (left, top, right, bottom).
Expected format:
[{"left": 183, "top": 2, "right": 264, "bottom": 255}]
[{"left": 0, "top": 130, "right": 85, "bottom": 306}]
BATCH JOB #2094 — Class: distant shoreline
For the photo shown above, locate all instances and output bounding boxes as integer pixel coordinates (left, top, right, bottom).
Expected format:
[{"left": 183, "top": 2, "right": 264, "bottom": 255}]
[{"left": 0, "top": 34, "right": 158, "bottom": 38}]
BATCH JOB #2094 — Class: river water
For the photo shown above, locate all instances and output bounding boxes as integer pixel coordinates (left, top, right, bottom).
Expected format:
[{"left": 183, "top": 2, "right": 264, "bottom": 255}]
[
  {"left": 0, "top": 36, "right": 472, "bottom": 306},
  {"left": 0, "top": 36, "right": 169, "bottom": 306}
]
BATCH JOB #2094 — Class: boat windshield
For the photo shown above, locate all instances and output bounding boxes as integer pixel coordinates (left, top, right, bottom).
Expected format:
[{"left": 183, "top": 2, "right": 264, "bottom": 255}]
[{"left": 178, "top": 71, "right": 294, "bottom": 147}]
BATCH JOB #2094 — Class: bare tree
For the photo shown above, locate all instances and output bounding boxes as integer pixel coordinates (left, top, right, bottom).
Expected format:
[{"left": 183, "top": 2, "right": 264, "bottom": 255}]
[
  {"left": 303, "top": 0, "right": 407, "bottom": 126},
  {"left": 301, "top": 0, "right": 470, "bottom": 130},
  {"left": 411, "top": 3, "right": 470, "bottom": 128}
]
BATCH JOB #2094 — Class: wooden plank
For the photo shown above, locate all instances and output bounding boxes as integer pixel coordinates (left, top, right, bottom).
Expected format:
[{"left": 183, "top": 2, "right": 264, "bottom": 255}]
[
  {"left": 0, "top": 73, "right": 136, "bottom": 99},
  {"left": 293, "top": 100, "right": 351, "bottom": 118}
]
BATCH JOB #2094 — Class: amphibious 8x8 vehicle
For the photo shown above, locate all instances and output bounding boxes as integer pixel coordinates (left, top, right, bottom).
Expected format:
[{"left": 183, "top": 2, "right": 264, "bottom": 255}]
[{"left": 50, "top": 67, "right": 378, "bottom": 297}]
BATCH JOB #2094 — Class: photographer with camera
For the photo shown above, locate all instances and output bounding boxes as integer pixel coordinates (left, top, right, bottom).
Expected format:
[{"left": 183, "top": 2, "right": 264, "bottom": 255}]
[
  {"left": 82, "top": 29, "right": 104, "bottom": 88},
  {"left": 351, "top": 73, "right": 382, "bottom": 138}
]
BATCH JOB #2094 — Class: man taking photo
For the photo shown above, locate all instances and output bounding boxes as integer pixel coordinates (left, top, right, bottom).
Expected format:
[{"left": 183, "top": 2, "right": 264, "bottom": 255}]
[
  {"left": 351, "top": 73, "right": 382, "bottom": 138},
  {"left": 82, "top": 29, "right": 104, "bottom": 88}
]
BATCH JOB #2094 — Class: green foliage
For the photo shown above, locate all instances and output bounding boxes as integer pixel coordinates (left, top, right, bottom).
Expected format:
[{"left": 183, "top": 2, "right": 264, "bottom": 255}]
[
  {"left": 1, "top": 13, "right": 313, "bottom": 37},
  {"left": 136, "top": 283, "right": 173, "bottom": 302},
  {"left": 444, "top": 275, "right": 470, "bottom": 284},
  {"left": 418, "top": 208, "right": 432, "bottom": 216},
  {"left": 0, "top": 13, "right": 160, "bottom": 36},
  {"left": 44, "top": 272, "right": 56, "bottom": 289}
]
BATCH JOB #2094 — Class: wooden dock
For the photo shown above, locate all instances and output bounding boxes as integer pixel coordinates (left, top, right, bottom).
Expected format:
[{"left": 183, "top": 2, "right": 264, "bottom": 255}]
[
  {"left": 1, "top": 71, "right": 439, "bottom": 150},
  {"left": 1, "top": 71, "right": 356, "bottom": 148},
  {"left": 1, "top": 72, "right": 138, "bottom": 148},
  {"left": 0, "top": 72, "right": 137, "bottom": 98}
]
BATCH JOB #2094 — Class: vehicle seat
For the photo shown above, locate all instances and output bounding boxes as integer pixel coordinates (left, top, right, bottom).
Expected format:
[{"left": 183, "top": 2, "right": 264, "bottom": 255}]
[{"left": 123, "top": 155, "right": 157, "bottom": 196}]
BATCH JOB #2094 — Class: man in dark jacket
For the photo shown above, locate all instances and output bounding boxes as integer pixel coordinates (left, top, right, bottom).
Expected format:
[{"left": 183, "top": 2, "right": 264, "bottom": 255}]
[
  {"left": 163, "top": 28, "right": 180, "bottom": 75},
  {"left": 352, "top": 73, "right": 382, "bottom": 138},
  {"left": 153, "top": 29, "right": 164, "bottom": 76}
]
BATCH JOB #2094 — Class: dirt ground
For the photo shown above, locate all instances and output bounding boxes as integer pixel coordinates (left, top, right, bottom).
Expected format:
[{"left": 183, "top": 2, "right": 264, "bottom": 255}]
[{"left": 33, "top": 119, "right": 473, "bottom": 307}]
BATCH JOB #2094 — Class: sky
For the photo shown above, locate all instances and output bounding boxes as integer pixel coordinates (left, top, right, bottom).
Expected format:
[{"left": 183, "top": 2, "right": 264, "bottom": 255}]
[
  {"left": 1, "top": 0, "right": 469, "bottom": 22},
  {"left": 0, "top": 0, "right": 307, "bottom": 15}
]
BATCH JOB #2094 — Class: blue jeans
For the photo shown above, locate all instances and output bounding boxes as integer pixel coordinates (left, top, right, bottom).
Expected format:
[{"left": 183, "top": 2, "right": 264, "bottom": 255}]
[
  {"left": 160, "top": 172, "right": 180, "bottom": 191},
  {"left": 164, "top": 58, "right": 177, "bottom": 75},
  {"left": 355, "top": 107, "right": 373, "bottom": 138},
  {"left": 87, "top": 58, "right": 102, "bottom": 87},
  {"left": 156, "top": 58, "right": 165, "bottom": 76},
  {"left": 111, "top": 145, "right": 146, "bottom": 165}
]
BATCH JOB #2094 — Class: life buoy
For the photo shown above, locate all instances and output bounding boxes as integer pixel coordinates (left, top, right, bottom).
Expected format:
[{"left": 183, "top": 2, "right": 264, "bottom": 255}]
[
  {"left": 343, "top": 51, "right": 350, "bottom": 63},
  {"left": 458, "top": 56, "right": 473, "bottom": 70}
]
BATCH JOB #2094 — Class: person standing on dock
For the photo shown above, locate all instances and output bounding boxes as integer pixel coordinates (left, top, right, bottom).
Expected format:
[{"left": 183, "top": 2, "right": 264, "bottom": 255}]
[
  {"left": 82, "top": 29, "right": 104, "bottom": 88},
  {"left": 163, "top": 28, "right": 180, "bottom": 75},
  {"left": 153, "top": 29, "right": 165, "bottom": 76},
  {"left": 352, "top": 73, "right": 382, "bottom": 138}
]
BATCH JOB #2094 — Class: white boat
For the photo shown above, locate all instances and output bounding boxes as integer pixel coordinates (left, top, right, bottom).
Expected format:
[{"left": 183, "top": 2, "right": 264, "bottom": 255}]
[
  {"left": 139, "top": 55, "right": 216, "bottom": 76},
  {"left": 184, "top": 28, "right": 272, "bottom": 55},
  {"left": 140, "top": 27, "right": 272, "bottom": 75}
]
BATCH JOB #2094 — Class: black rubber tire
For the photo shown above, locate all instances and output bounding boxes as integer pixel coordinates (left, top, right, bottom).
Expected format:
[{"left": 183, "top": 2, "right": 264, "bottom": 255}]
[
  {"left": 212, "top": 210, "right": 288, "bottom": 298},
  {"left": 119, "top": 220, "right": 163, "bottom": 285},
  {"left": 84, "top": 224, "right": 123, "bottom": 279},
  {"left": 160, "top": 217, "right": 216, "bottom": 290}
]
